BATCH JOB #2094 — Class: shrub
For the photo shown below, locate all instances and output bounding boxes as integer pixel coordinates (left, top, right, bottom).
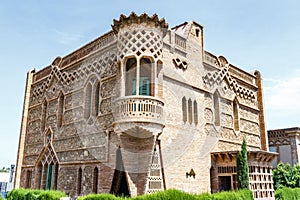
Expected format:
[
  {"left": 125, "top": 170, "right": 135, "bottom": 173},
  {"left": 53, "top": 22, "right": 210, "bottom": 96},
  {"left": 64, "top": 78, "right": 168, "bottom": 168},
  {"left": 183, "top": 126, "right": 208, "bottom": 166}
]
[
  {"left": 7, "top": 188, "right": 28, "bottom": 200},
  {"left": 273, "top": 162, "right": 300, "bottom": 190},
  {"left": 213, "top": 189, "right": 253, "bottom": 200},
  {"left": 79, "top": 189, "right": 253, "bottom": 200},
  {"left": 78, "top": 193, "right": 122, "bottom": 200},
  {"left": 7, "top": 188, "right": 67, "bottom": 200},
  {"left": 133, "top": 189, "right": 198, "bottom": 200},
  {"left": 275, "top": 187, "right": 300, "bottom": 200}
]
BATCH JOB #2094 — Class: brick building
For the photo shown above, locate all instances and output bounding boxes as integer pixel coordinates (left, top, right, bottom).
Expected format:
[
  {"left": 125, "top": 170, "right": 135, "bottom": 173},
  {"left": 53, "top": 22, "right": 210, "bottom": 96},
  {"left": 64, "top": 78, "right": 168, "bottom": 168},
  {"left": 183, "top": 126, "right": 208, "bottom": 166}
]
[
  {"left": 268, "top": 127, "right": 300, "bottom": 167},
  {"left": 15, "top": 13, "right": 275, "bottom": 199}
]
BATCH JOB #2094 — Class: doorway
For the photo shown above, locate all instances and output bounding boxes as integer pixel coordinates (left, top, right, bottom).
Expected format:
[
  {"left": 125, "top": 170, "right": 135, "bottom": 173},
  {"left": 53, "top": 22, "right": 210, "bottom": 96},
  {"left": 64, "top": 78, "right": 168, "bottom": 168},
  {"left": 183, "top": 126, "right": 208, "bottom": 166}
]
[{"left": 219, "top": 176, "right": 232, "bottom": 191}]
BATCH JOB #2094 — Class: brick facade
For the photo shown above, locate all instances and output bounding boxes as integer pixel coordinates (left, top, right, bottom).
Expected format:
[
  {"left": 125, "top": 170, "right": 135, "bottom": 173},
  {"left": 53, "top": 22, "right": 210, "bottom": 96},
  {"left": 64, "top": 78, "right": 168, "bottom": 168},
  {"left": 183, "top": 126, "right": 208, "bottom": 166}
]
[{"left": 15, "top": 12, "right": 275, "bottom": 199}]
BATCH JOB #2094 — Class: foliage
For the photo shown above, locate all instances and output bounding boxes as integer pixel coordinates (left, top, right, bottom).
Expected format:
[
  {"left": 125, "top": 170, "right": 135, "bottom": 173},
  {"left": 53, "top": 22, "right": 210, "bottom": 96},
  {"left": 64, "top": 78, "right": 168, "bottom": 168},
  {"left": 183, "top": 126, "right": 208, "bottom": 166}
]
[
  {"left": 0, "top": 167, "right": 10, "bottom": 173},
  {"left": 7, "top": 188, "right": 254, "bottom": 200},
  {"left": 273, "top": 162, "right": 300, "bottom": 190},
  {"left": 275, "top": 187, "right": 300, "bottom": 200},
  {"left": 7, "top": 188, "right": 67, "bottom": 200},
  {"left": 78, "top": 189, "right": 253, "bottom": 200},
  {"left": 78, "top": 193, "right": 123, "bottom": 200},
  {"left": 236, "top": 138, "right": 250, "bottom": 190},
  {"left": 213, "top": 189, "right": 253, "bottom": 200}
]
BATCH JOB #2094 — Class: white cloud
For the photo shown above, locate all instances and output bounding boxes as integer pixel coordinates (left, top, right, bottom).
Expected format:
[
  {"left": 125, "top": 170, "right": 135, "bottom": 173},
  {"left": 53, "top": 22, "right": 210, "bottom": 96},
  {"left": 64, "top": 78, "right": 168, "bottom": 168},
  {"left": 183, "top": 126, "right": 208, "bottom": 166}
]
[
  {"left": 264, "top": 69, "right": 300, "bottom": 129},
  {"left": 264, "top": 70, "right": 300, "bottom": 110},
  {"left": 53, "top": 29, "right": 83, "bottom": 45}
]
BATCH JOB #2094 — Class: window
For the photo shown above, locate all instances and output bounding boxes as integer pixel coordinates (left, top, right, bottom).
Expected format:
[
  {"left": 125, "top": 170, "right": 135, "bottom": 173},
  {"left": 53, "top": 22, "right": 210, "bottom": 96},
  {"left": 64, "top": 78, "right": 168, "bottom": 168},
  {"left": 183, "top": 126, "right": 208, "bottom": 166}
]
[
  {"left": 78, "top": 168, "right": 82, "bottom": 195},
  {"left": 233, "top": 98, "right": 239, "bottom": 131},
  {"left": 213, "top": 92, "right": 220, "bottom": 126},
  {"left": 182, "top": 97, "right": 187, "bottom": 123},
  {"left": 94, "top": 82, "right": 100, "bottom": 117},
  {"left": 188, "top": 98, "right": 193, "bottom": 124},
  {"left": 193, "top": 100, "right": 198, "bottom": 125},
  {"left": 45, "top": 164, "right": 54, "bottom": 190},
  {"left": 84, "top": 83, "right": 92, "bottom": 119},
  {"left": 140, "top": 58, "right": 153, "bottom": 96},
  {"left": 125, "top": 57, "right": 154, "bottom": 96},
  {"left": 84, "top": 77, "right": 101, "bottom": 121},
  {"left": 93, "top": 167, "right": 99, "bottom": 194},
  {"left": 57, "top": 93, "right": 64, "bottom": 128},
  {"left": 41, "top": 100, "right": 47, "bottom": 131},
  {"left": 125, "top": 58, "right": 137, "bottom": 96},
  {"left": 25, "top": 170, "right": 32, "bottom": 188}
]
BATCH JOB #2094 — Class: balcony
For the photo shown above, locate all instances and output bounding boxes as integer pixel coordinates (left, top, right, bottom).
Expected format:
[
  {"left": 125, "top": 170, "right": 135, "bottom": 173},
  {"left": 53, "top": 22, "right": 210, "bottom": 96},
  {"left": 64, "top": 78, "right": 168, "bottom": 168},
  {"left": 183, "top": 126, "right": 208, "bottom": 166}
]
[{"left": 113, "top": 96, "right": 164, "bottom": 137}]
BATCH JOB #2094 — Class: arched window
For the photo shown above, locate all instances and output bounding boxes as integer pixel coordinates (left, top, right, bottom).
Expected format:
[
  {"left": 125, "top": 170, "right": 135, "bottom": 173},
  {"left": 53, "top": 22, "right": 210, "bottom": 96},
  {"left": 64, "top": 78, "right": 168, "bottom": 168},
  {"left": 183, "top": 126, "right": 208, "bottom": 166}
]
[
  {"left": 84, "top": 77, "right": 101, "bottom": 121},
  {"left": 182, "top": 97, "right": 187, "bottom": 123},
  {"left": 93, "top": 167, "right": 99, "bottom": 194},
  {"left": 78, "top": 168, "right": 82, "bottom": 195},
  {"left": 125, "top": 58, "right": 137, "bottom": 96},
  {"left": 140, "top": 58, "right": 153, "bottom": 96},
  {"left": 193, "top": 100, "right": 198, "bottom": 125},
  {"left": 41, "top": 100, "right": 47, "bottom": 132},
  {"left": 233, "top": 98, "right": 239, "bottom": 131},
  {"left": 213, "top": 92, "right": 220, "bottom": 126},
  {"left": 188, "top": 98, "right": 193, "bottom": 124},
  {"left": 125, "top": 57, "right": 155, "bottom": 96},
  {"left": 57, "top": 93, "right": 64, "bottom": 128},
  {"left": 84, "top": 83, "right": 92, "bottom": 119},
  {"left": 94, "top": 82, "right": 100, "bottom": 117}
]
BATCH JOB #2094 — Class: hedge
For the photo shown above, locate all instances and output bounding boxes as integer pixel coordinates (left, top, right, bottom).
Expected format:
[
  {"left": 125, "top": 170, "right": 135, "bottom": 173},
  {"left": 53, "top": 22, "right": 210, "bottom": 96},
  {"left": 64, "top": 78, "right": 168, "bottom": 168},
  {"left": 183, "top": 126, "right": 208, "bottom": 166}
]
[
  {"left": 7, "top": 188, "right": 67, "bottom": 200},
  {"left": 5, "top": 188, "right": 254, "bottom": 200},
  {"left": 275, "top": 187, "right": 300, "bottom": 200},
  {"left": 78, "top": 189, "right": 253, "bottom": 200}
]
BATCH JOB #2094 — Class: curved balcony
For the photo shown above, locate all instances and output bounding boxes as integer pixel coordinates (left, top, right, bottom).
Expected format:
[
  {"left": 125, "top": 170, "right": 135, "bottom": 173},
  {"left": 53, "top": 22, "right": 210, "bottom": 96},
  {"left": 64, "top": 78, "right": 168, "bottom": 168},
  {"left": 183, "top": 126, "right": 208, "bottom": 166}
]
[{"left": 113, "top": 96, "right": 164, "bottom": 137}]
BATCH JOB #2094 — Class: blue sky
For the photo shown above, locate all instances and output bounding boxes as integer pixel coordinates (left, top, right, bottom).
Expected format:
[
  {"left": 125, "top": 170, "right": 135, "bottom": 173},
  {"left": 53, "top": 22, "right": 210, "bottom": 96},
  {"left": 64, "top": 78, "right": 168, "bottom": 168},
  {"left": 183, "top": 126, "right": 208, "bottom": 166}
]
[{"left": 0, "top": 0, "right": 299, "bottom": 167}]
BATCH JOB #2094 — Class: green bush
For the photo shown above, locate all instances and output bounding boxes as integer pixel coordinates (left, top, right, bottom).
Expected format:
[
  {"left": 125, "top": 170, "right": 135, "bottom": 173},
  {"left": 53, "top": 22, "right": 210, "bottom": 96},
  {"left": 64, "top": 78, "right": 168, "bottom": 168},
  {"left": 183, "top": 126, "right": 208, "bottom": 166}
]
[
  {"left": 7, "top": 188, "right": 28, "bottom": 200},
  {"left": 133, "top": 189, "right": 198, "bottom": 200},
  {"left": 78, "top": 189, "right": 253, "bottom": 200},
  {"left": 78, "top": 193, "right": 124, "bottom": 200},
  {"left": 7, "top": 188, "right": 67, "bottom": 200},
  {"left": 213, "top": 190, "right": 253, "bottom": 200},
  {"left": 275, "top": 187, "right": 300, "bottom": 200}
]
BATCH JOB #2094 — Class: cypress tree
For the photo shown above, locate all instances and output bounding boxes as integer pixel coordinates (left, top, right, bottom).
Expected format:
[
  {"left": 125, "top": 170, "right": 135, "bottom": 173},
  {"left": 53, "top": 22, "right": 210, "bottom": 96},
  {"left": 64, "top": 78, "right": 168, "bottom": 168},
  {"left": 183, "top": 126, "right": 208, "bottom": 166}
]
[{"left": 236, "top": 138, "right": 250, "bottom": 189}]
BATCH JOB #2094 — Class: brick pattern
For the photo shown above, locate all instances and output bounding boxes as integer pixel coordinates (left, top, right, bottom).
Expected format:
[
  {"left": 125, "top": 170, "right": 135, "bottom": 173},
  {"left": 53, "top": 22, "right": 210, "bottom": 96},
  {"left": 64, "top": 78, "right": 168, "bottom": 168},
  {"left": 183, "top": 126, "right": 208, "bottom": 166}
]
[{"left": 15, "top": 12, "right": 273, "bottom": 199}]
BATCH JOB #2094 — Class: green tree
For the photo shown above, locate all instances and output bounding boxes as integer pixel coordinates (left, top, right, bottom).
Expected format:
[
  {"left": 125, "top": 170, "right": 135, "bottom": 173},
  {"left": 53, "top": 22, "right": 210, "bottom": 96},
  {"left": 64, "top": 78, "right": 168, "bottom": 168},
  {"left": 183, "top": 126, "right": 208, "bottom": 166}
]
[
  {"left": 273, "top": 162, "right": 300, "bottom": 190},
  {"left": 236, "top": 138, "right": 250, "bottom": 189}
]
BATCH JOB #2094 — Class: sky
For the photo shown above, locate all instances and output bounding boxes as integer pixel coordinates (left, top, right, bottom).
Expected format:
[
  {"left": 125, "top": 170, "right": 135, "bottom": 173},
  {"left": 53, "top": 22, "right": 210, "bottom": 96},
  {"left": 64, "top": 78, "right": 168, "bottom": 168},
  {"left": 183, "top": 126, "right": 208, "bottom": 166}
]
[{"left": 0, "top": 0, "right": 299, "bottom": 167}]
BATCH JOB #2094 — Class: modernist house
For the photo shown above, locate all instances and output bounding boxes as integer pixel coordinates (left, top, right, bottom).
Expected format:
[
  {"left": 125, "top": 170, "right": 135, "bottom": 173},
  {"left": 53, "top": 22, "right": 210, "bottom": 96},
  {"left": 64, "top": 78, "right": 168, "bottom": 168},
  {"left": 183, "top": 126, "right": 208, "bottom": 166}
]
[
  {"left": 268, "top": 127, "right": 300, "bottom": 167},
  {"left": 15, "top": 12, "right": 275, "bottom": 199}
]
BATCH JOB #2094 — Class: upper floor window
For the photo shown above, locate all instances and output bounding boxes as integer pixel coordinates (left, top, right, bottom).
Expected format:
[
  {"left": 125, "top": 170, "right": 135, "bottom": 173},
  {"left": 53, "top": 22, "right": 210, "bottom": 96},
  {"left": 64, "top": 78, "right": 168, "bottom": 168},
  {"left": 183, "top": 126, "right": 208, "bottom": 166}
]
[
  {"left": 213, "top": 91, "right": 220, "bottom": 127},
  {"left": 125, "top": 57, "right": 154, "bottom": 96},
  {"left": 125, "top": 58, "right": 137, "bottom": 96},
  {"left": 233, "top": 98, "right": 239, "bottom": 131},
  {"left": 84, "top": 76, "right": 100, "bottom": 121}
]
